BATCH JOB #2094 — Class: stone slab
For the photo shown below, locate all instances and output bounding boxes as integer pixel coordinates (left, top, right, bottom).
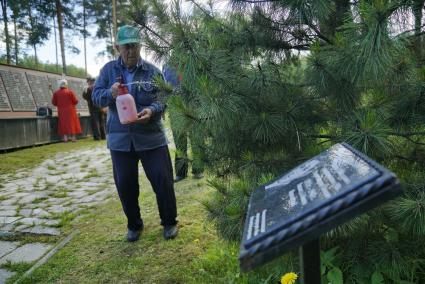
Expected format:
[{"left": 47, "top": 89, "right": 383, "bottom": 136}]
[
  {"left": 0, "top": 241, "right": 19, "bottom": 258},
  {"left": 31, "top": 208, "right": 50, "bottom": 218},
  {"left": 0, "top": 243, "right": 52, "bottom": 264},
  {"left": 0, "top": 210, "right": 16, "bottom": 217},
  {"left": 0, "top": 268, "right": 16, "bottom": 284},
  {"left": 18, "top": 193, "right": 48, "bottom": 204},
  {"left": 19, "top": 226, "right": 60, "bottom": 236},
  {"left": 0, "top": 217, "right": 21, "bottom": 225},
  {"left": 0, "top": 206, "right": 17, "bottom": 211},
  {"left": 16, "top": 217, "right": 45, "bottom": 226},
  {"left": 18, "top": 209, "right": 33, "bottom": 217}
]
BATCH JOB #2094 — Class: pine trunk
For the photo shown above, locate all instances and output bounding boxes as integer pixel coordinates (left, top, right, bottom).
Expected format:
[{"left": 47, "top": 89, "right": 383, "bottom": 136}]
[
  {"left": 12, "top": 15, "right": 18, "bottom": 64},
  {"left": 1, "top": 0, "right": 11, "bottom": 64},
  {"left": 27, "top": 5, "right": 38, "bottom": 68},
  {"left": 413, "top": 0, "right": 424, "bottom": 63},
  {"left": 55, "top": 0, "right": 67, "bottom": 75},
  {"left": 320, "top": 0, "right": 351, "bottom": 39},
  {"left": 83, "top": 0, "right": 87, "bottom": 76}
]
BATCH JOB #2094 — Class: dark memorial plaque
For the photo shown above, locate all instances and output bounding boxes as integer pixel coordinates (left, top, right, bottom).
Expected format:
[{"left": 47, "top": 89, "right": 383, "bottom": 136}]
[
  {"left": 48, "top": 76, "right": 88, "bottom": 112},
  {"left": 239, "top": 143, "right": 401, "bottom": 272},
  {"left": 0, "top": 76, "right": 12, "bottom": 111},
  {"left": 67, "top": 79, "right": 88, "bottom": 111},
  {"left": 26, "top": 73, "right": 53, "bottom": 108},
  {"left": 47, "top": 76, "right": 61, "bottom": 92},
  {"left": 0, "top": 69, "right": 36, "bottom": 111}
]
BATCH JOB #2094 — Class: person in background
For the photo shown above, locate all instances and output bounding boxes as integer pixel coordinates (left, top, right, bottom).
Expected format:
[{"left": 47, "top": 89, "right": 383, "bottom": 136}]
[
  {"left": 83, "top": 77, "right": 106, "bottom": 140},
  {"left": 162, "top": 65, "right": 205, "bottom": 182},
  {"left": 92, "top": 25, "right": 178, "bottom": 242},
  {"left": 52, "top": 79, "right": 82, "bottom": 142}
]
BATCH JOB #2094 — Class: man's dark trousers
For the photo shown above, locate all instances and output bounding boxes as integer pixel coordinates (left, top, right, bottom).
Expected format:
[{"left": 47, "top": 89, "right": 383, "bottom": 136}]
[
  {"left": 110, "top": 145, "right": 177, "bottom": 230},
  {"left": 90, "top": 109, "right": 106, "bottom": 140}
]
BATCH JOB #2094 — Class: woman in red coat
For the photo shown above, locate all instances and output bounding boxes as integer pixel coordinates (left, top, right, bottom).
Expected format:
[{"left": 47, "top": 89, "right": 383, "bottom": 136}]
[{"left": 52, "top": 79, "right": 82, "bottom": 142}]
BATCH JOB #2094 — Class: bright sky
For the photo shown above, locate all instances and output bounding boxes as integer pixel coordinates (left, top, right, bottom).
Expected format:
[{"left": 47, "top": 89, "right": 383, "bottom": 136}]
[{"left": 35, "top": 0, "right": 229, "bottom": 78}]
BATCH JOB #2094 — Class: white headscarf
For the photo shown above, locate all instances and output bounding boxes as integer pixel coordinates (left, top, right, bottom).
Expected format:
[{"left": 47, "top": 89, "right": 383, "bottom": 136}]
[{"left": 59, "top": 79, "right": 68, "bottom": 88}]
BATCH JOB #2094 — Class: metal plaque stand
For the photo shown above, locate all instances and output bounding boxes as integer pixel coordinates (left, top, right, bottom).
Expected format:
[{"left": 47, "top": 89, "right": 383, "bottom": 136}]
[{"left": 299, "top": 238, "right": 321, "bottom": 284}]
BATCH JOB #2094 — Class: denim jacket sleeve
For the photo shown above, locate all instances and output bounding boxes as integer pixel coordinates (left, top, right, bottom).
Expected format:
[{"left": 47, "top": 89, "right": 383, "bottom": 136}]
[{"left": 92, "top": 64, "right": 115, "bottom": 108}]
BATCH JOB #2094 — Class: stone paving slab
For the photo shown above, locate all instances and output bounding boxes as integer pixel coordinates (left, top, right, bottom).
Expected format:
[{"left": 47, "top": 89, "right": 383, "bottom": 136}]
[
  {"left": 0, "top": 243, "right": 52, "bottom": 264},
  {"left": 0, "top": 146, "right": 114, "bottom": 236},
  {"left": 18, "top": 226, "right": 60, "bottom": 236},
  {"left": 0, "top": 268, "right": 16, "bottom": 284},
  {"left": 0, "top": 210, "right": 16, "bottom": 217},
  {"left": 0, "top": 217, "right": 21, "bottom": 225},
  {"left": 0, "top": 241, "right": 19, "bottom": 258},
  {"left": 0, "top": 206, "right": 17, "bottom": 211}
]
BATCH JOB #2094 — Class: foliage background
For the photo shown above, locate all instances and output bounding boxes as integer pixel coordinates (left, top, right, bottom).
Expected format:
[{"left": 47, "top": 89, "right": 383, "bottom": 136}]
[{"left": 127, "top": 0, "right": 425, "bottom": 282}]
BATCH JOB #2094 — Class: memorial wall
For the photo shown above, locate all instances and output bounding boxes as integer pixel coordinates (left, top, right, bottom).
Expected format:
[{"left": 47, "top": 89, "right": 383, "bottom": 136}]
[
  {"left": 0, "top": 64, "right": 92, "bottom": 150},
  {"left": 0, "top": 64, "right": 89, "bottom": 117}
]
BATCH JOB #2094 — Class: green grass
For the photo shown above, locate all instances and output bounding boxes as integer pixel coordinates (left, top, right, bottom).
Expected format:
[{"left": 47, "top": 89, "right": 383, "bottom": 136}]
[
  {"left": 46, "top": 165, "right": 56, "bottom": 171},
  {"left": 0, "top": 136, "right": 291, "bottom": 283},
  {"left": 1, "top": 261, "right": 33, "bottom": 275},
  {"left": 12, "top": 175, "right": 291, "bottom": 284},
  {"left": 49, "top": 187, "right": 69, "bottom": 199},
  {"left": 85, "top": 169, "right": 100, "bottom": 179},
  {"left": 31, "top": 197, "right": 48, "bottom": 204},
  {"left": 50, "top": 211, "right": 76, "bottom": 228}
]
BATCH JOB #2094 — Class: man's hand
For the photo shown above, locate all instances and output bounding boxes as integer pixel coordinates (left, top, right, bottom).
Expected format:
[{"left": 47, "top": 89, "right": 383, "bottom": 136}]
[
  {"left": 136, "top": 108, "right": 153, "bottom": 124},
  {"left": 111, "top": 82, "right": 120, "bottom": 99}
]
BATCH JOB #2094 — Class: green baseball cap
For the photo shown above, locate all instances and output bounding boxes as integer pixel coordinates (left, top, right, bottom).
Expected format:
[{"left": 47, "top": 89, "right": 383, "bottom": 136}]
[{"left": 116, "top": 25, "right": 141, "bottom": 45}]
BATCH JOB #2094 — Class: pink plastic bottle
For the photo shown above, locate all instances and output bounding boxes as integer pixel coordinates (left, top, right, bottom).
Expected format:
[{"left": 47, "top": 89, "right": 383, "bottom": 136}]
[{"left": 116, "top": 85, "right": 138, "bottom": 124}]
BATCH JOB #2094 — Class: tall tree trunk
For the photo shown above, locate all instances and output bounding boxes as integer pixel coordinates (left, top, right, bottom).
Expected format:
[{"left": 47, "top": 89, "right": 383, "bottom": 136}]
[
  {"left": 83, "top": 0, "right": 87, "bottom": 76},
  {"left": 413, "top": 0, "right": 425, "bottom": 63},
  {"left": 55, "top": 0, "right": 67, "bottom": 75},
  {"left": 33, "top": 44, "right": 38, "bottom": 68},
  {"left": 53, "top": 16, "right": 59, "bottom": 73},
  {"left": 320, "top": 0, "right": 351, "bottom": 39},
  {"left": 109, "top": 19, "right": 114, "bottom": 59},
  {"left": 27, "top": 5, "right": 38, "bottom": 68},
  {"left": 1, "top": 0, "right": 11, "bottom": 64},
  {"left": 12, "top": 14, "right": 18, "bottom": 64},
  {"left": 112, "top": 0, "right": 117, "bottom": 58}
]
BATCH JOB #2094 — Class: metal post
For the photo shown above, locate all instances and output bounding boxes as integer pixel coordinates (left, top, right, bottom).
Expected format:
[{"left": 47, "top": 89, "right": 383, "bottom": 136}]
[{"left": 299, "top": 238, "right": 321, "bottom": 284}]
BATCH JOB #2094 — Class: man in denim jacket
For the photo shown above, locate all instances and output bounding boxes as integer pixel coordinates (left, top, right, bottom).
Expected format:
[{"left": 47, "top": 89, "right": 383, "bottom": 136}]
[{"left": 92, "top": 25, "right": 178, "bottom": 242}]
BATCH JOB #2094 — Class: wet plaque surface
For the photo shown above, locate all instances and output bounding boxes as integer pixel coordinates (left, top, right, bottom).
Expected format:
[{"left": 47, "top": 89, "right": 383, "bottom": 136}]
[
  {"left": 0, "top": 69, "right": 36, "bottom": 111},
  {"left": 67, "top": 79, "right": 88, "bottom": 110},
  {"left": 239, "top": 143, "right": 401, "bottom": 271},
  {"left": 26, "top": 73, "right": 53, "bottom": 107},
  {"left": 47, "top": 76, "right": 61, "bottom": 91},
  {"left": 0, "top": 76, "right": 12, "bottom": 111}
]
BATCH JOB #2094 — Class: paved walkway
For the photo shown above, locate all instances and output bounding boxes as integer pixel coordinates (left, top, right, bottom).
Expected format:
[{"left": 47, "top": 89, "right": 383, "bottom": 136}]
[{"left": 0, "top": 146, "right": 116, "bottom": 283}]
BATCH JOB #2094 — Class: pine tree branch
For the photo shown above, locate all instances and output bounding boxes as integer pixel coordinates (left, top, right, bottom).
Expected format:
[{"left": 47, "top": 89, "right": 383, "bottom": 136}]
[
  {"left": 392, "top": 134, "right": 425, "bottom": 146},
  {"left": 388, "top": 131, "right": 425, "bottom": 137},
  {"left": 307, "top": 134, "right": 336, "bottom": 139},
  {"left": 395, "top": 23, "right": 425, "bottom": 38},
  {"left": 392, "top": 155, "right": 418, "bottom": 162},
  {"left": 299, "top": 10, "right": 332, "bottom": 44}
]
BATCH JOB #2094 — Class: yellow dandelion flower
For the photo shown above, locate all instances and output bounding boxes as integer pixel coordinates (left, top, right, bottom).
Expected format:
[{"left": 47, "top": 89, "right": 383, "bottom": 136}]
[{"left": 281, "top": 272, "right": 298, "bottom": 284}]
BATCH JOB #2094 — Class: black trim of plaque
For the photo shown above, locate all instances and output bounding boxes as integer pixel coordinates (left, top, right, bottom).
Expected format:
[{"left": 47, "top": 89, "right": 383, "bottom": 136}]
[{"left": 239, "top": 143, "right": 402, "bottom": 271}]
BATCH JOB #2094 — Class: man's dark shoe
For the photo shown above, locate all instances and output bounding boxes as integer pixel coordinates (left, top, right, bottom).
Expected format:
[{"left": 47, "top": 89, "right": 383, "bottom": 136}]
[
  {"left": 126, "top": 223, "right": 144, "bottom": 242},
  {"left": 163, "top": 225, "right": 178, "bottom": 240},
  {"left": 174, "top": 175, "right": 186, "bottom": 183},
  {"left": 127, "top": 229, "right": 141, "bottom": 242}
]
